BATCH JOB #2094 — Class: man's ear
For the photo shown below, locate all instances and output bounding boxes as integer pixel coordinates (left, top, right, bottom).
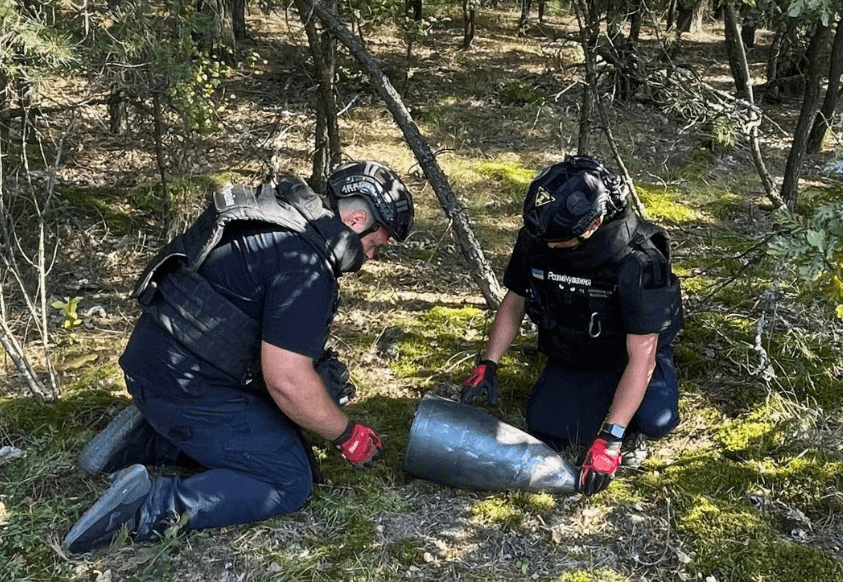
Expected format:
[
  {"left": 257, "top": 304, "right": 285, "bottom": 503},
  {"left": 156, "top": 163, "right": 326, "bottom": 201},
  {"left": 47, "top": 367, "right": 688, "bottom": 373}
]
[{"left": 341, "top": 209, "right": 370, "bottom": 233}]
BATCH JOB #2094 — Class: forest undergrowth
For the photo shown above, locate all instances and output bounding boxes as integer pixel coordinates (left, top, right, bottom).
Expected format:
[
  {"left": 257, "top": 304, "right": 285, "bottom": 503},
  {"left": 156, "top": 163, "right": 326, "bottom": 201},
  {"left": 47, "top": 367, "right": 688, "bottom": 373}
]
[{"left": 1, "top": 6, "right": 842, "bottom": 582}]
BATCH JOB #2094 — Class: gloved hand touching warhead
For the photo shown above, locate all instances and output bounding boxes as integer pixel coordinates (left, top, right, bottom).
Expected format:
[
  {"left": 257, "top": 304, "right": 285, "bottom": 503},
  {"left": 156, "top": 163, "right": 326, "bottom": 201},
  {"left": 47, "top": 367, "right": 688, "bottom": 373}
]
[
  {"left": 460, "top": 359, "right": 499, "bottom": 406},
  {"left": 577, "top": 423, "right": 624, "bottom": 496},
  {"left": 332, "top": 420, "right": 382, "bottom": 469}
]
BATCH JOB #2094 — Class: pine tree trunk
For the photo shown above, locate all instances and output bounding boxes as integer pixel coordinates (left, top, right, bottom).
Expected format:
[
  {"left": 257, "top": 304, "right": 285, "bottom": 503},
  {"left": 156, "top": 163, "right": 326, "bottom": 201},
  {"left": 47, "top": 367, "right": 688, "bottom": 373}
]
[
  {"left": 807, "top": 16, "right": 843, "bottom": 153},
  {"left": 196, "top": 0, "right": 237, "bottom": 64},
  {"left": 723, "top": 2, "right": 751, "bottom": 101},
  {"left": 576, "top": 0, "right": 599, "bottom": 154},
  {"left": 781, "top": 23, "right": 831, "bottom": 208}
]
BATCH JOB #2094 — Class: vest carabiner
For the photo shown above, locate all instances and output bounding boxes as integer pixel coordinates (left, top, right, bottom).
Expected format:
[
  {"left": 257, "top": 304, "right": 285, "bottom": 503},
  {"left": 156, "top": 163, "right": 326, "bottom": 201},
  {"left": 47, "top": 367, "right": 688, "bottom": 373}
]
[{"left": 588, "top": 311, "right": 602, "bottom": 338}]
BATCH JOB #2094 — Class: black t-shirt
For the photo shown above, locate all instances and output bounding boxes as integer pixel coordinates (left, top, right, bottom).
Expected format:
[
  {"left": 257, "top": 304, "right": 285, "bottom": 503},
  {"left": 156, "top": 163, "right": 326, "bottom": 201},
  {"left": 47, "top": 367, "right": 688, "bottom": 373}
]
[{"left": 120, "top": 224, "right": 336, "bottom": 393}]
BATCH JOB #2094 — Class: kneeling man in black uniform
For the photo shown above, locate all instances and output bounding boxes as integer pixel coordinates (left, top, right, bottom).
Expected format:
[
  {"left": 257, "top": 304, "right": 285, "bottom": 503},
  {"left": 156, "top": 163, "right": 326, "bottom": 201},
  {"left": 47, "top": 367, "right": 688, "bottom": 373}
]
[
  {"left": 64, "top": 161, "right": 414, "bottom": 552},
  {"left": 461, "top": 155, "right": 682, "bottom": 496}
]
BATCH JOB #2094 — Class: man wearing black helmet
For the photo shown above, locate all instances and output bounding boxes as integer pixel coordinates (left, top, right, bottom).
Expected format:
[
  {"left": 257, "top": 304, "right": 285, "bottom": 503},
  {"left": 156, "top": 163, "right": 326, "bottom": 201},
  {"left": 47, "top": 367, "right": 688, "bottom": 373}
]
[
  {"left": 64, "top": 161, "right": 415, "bottom": 553},
  {"left": 461, "top": 155, "right": 682, "bottom": 497}
]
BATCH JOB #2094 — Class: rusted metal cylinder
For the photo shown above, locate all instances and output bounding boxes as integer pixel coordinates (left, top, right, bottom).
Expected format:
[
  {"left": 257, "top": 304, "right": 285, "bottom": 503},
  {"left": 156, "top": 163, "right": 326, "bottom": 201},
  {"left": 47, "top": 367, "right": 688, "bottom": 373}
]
[{"left": 404, "top": 394, "right": 577, "bottom": 494}]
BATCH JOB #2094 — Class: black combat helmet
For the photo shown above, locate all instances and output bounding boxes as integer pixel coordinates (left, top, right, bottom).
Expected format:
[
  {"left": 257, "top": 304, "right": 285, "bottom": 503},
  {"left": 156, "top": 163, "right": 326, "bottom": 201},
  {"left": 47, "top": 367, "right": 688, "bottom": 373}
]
[
  {"left": 523, "top": 155, "right": 628, "bottom": 242},
  {"left": 327, "top": 161, "right": 415, "bottom": 242}
]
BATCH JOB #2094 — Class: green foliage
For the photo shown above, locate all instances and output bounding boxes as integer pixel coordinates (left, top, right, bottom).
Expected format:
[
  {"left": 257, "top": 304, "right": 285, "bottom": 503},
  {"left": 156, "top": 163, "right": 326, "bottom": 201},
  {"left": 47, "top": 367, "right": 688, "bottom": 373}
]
[
  {"left": 704, "top": 116, "right": 738, "bottom": 153},
  {"left": 343, "top": 0, "right": 406, "bottom": 28},
  {"left": 73, "top": 1, "right": 227, "bottom": 135},
  {"left": 787, "top": 0, "right": 842, "bottom": 26},
  {"left": 0, "top": 0, "right": 75, "bottom": 77},
  {"left": 498, "top": 79, "right": 548, "bottom": 106},
  {"left": 51, "top": 296, "right": 83, "bottom": 329},
  {"left": 769, "top": 192, "right": 843, "bottom": 319}
]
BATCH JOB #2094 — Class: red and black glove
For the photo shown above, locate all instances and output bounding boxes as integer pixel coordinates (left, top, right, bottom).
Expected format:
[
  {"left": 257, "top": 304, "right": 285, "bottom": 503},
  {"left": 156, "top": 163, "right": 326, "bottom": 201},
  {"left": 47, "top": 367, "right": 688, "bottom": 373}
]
[
  {"left": 332, "top": 420, "right": 382, "bottom": 469},
  {"left": 460, "top": 359, "right": 499, "bottom": 406},
  {"left": 577, "top": 437, "right": 622, "bottom": 496}
]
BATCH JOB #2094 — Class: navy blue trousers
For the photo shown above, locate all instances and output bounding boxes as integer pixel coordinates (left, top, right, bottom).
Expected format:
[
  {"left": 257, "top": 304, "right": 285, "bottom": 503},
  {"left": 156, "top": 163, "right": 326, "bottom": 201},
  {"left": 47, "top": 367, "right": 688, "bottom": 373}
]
[
  {"left": 125, "top": 375, "right": 312, "bottom": 541},
  {"left": 525, "top": 346, "right": 679, "bottom": 449}
]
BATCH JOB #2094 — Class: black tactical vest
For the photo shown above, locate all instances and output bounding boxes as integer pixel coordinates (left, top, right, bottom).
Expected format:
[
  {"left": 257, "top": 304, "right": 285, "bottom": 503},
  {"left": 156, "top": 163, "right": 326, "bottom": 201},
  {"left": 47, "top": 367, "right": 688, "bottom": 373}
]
[
  {"left": 132, "top": 176, "right": 364, "bottom": 383},
  {"left": 523, "top": 213, "right": 682, "bottom": 371}
]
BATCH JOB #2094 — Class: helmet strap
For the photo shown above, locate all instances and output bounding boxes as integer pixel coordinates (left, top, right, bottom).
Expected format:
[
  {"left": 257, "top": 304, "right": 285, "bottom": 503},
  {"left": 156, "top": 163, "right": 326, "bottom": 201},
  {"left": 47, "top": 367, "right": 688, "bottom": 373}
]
[{"left": 357, "top": 223, "right": 382, "bottom": 239}]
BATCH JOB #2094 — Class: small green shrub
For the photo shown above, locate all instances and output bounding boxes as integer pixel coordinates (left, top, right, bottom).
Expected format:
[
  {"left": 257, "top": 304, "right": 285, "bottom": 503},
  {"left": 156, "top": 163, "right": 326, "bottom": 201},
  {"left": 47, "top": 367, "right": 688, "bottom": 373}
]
[{"left": 499, "top": 80, "right": 548, "bottom": 106}]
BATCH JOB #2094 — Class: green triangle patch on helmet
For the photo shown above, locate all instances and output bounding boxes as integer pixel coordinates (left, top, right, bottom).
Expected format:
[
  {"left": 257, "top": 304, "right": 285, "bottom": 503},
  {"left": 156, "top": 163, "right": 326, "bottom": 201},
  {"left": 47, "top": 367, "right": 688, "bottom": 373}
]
[
  {"left": 523, "top": 155, "right": 629, "bottom": 242},
  {"left": 327, "top": 161, "right": 415, "bottom": 242}
]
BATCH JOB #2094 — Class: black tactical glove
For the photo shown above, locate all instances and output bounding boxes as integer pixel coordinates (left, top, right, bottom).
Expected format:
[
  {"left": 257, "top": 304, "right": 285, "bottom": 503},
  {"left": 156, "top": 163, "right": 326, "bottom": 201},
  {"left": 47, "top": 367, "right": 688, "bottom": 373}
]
[
  {"left": 314, "top": 349, "right": 357, "bottom": 406},
  {"left": 460, "top": 359, "right": 499, "bottom": 406}
]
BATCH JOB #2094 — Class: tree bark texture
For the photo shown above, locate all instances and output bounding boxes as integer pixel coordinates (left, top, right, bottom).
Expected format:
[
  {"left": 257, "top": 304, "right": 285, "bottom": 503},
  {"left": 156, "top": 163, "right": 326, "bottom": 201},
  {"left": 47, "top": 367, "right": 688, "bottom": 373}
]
[
  {"left": 781, "top": 23, "right": 831, "bottom": 209},
  {"left": 299, "top": 0, "right": 504, "bottom": 308},
  {"left": 627, "top": 0, "right": 643, "bottom": 44},
  {"left": 233, "top": 0, "right": 247, "bottom": 41},
  {"left": 807, "top": 15, "right": 843, "bottom": 153}
]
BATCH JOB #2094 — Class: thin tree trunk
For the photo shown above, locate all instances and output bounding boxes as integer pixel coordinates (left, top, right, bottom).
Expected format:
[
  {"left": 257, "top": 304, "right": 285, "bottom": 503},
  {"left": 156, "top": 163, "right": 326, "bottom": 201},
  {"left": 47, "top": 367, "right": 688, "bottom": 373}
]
[
  {"left": 807, "top": 16, "right": 843, "bottom": 153},
  {"left": 628, "top": 0, "right": 643, "bottom": 44},
  {"left": 406, "top": 0, "right": 422, "bottom": 21},
  {"left": 151, "top": 93, "right": 174, "bottom": 238},
  {"left": 0, "top": 70, "right": 9, "bottom": 154},
  {"left": 108, "top": 85, "right": 126, "bottom": 135},
  {"left": 0, "top": 321, "right": 52, "bottom": 402},
  {"left": 723, "top": 1, "right": 781, "bottom": 206},
  {"left": 233, "top": 0, "right": 247, "bottom": 41},
  {"left": 574, "top": 0, "right": 646, "bottom": 217},
  {"left": 300, "top": 0, "right": 503, "bottom": 308},
  {"left": 518, "top": 0, "right": 532, "bottom": 32},
  {"left": 196, "top": 0, "right": 237, "bottom": 64},
  {"left": 296, "top": 0, "right": 341, "bottom": 190},
  {"left": 781, "top": 23, "right": 831, "bottom": 209},
  {"left": 463, "top": 0, "right": 476, "bottom": 50},
  {"left": 723, "top": 2, "right": 751, "bottom": 101},
  {"left": 576, "top": 0, "right": 597, "bottom": 155}
]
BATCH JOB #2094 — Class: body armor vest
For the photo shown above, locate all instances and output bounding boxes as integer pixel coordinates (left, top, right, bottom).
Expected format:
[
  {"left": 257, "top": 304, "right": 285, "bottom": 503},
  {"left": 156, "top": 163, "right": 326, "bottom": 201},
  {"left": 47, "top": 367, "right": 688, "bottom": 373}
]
[
  {"left": 132, "top": 177, "right": 364, "bottom": 383},
  {"left": 523, "top": 212, "right": 682, "bottom": 371}
]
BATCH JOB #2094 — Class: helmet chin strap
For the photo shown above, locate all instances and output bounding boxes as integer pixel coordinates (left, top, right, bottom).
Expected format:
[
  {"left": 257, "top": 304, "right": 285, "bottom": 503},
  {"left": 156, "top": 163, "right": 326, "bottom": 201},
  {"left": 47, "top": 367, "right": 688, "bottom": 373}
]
[{"left": 357, "top": 222, "right": 382, "bottom": 239}]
